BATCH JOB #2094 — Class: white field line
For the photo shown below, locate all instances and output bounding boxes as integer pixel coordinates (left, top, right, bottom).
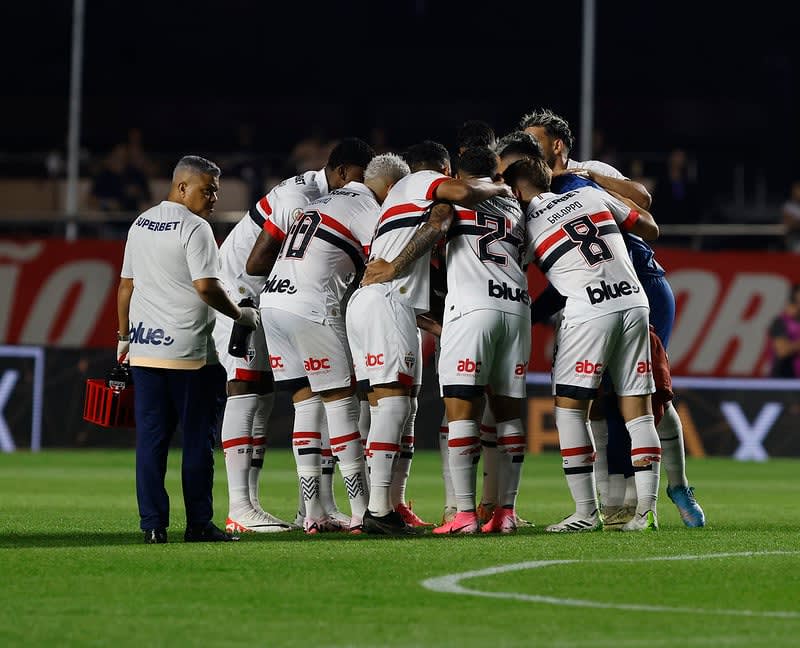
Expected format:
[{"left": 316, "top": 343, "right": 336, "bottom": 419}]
[{"left": 421, "top": 551, "right": 800, "bottom": 619}]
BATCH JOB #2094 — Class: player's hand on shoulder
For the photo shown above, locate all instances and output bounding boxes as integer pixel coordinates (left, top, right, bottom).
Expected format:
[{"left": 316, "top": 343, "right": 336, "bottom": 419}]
[
  {"left": 361, "top": 258, "right": 395, "bottom": 286},
  {"left": 236, "top": 306, "right": 261, "bottom": 330}
]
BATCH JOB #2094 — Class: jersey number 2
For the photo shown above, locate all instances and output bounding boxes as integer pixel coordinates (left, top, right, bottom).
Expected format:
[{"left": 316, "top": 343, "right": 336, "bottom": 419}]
[{"left": 477, "top": 213, "right": 507, "bottom": 265}]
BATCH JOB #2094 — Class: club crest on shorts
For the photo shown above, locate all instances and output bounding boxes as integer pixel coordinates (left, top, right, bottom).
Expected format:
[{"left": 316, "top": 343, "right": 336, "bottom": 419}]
[
  {"left": 404, "top": 352, "right": 415, "bottom": 370},
  {"left": 245, "top": 346, "right": 256, "bottom": 364}
]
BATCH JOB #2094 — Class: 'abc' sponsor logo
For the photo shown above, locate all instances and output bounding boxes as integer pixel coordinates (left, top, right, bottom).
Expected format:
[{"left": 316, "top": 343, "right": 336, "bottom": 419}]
[
  {"left": 488, "top": 279, "right": 530, "bottom": 304},
  {"left": 129, "top": 322, "right": 174, "bottom": 346},
  {"left": 457, "top": 358, "right": 482, "bottom": 373},
  {"left": 304, "top": 357, "right": 331, "bottom": 372},
  {"left": 365, "top": 353, "right": 384, "bottom": 367},
  {"left": 575, "top": 359, "right": 603, "bottom": 374},
  {"left": 269, "top": 355, "right": 284, "bottom": 369},
  {"left": 585, "top": 279, "right": 640, "bottom": 305},
  {"left": 637, "top": 360, "right": 652, "bottom": 374}
]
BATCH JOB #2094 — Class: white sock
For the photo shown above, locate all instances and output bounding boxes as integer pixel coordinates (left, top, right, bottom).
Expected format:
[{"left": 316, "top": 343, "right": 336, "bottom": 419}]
[
  {"left": 448, "top": 419, "right": 480, "bottom": 512},
  {"left": 324, "top": 396, "right": 368, "bottom": 520},
  {"left": 320, "top": 422, "right": 338, "bottom": 516},
  {"left": 658, "top": 403, "right": 688, "bottom": 488},
  {"left": 606, "top": 473, "right": 627, "bottom": 508},
  {"left": 554, "top": 407, "right": 597, "bottom": 516},
  {"left": 479, "top": 406, "right": 498, "bottom": 507},
  {"left": 249, "top": 392, "right": 274, "bottom": 511},
  {"left": 391, "top": 395, "right": 417, "bottom": 507},
  {"left": 439, "top": 413, "right": 456, "bottom": 509},
  {"left": 496, "top": 418, "right": 525, "bottom": 509},
  {"left": 366, "top": 396, "right": 409, "bottom": 516},
  {"left": 358, "top": 398, "right": 371, "bottom": 458},
  {"left": 627, "top": 414, "right": 661, "bottom": 515},
  {"left": 292, "top": 395, "right": 325, "bottom": 521},
  {"left": 221, "top": 394, "right": 258, "bottom": 518},
  {"left": 623, "top": 475, "right": 638, "bottom": 507},
  {"left": 590, "top": 419, "right": 609, "bottom": 506}
]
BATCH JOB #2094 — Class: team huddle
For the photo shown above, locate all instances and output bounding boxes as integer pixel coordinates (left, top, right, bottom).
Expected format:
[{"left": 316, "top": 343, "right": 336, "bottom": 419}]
[{"left": 121, "top": 108, "right": 707, "bottom": 540}]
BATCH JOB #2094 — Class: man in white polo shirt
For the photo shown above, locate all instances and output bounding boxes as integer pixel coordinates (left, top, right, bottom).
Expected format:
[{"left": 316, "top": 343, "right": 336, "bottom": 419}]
[{"left": 117, "top": 155, "right": 260, "bottom": 544}]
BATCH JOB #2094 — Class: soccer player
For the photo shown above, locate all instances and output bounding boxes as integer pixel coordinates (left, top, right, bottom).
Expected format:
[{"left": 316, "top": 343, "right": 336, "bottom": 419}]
[
  {"left": 259, "top": 152, "right": 415, "bottom": 535},
  {"left": 351, "top": 140, "right": 512, "bottom": 535},
  {"left": 212, "top": 200, "right": 292, "bottom": 534},
  {"left": 510, "top": 113, "right": 705, "bottom": 527},
  {"left": 503, "top": 157, "right": 663, "bottom": 532},
  {"left": 430, "top": 146, "right": 530, "bottom": 535},
  {"left": 245, "top": 137, "right": 375, "bottom": 530}
]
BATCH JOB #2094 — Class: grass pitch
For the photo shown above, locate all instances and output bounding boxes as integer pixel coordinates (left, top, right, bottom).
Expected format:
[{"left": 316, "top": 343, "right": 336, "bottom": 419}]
[{"left": 1, "top": 450, "right": 799, "bottom": 647}]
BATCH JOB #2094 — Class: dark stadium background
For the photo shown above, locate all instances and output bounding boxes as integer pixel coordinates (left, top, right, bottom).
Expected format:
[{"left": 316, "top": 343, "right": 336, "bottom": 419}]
[{"left": 4, "top": 1, "right": 798, "bottom": 199}]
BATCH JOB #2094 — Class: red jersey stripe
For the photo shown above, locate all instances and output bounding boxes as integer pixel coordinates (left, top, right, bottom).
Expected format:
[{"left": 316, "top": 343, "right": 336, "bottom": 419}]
[
  {"left": 263, "top": 218, "right": 285, "bottom": 241},
  {"left": 621, "top": 210, "right": 640, "bottom": 231},
  {"left": 379, "top": 202, "right": 426, "bottom": 224},
  {"left": 320, "top": 213, "right": 360, "bottom": 247},
  {"left": 534, "top": 211, "right": 616, "bottom": 259},
  {"left": 258, "top": 196, "right": 273, "bottom": 215},
  {"left": 426, "top": 177, "right": 449, "bottom": 200}
]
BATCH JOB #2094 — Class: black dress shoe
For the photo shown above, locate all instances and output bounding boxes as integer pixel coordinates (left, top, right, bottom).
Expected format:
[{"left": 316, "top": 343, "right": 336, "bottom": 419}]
[
  {"left": 143, "top": 528, "right": 168, "bottom": 544},
  {"left": 184, "top": 522, "right": 239, "bottom": 543}
]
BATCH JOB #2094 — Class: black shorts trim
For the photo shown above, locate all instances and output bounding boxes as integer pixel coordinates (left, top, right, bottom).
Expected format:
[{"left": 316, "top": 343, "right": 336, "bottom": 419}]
[
  {"left": 442, "top": 384, "right": 485, "bottom": 399},
  {"left": 555, "top": 383, "right": 598, "bottom": 399},
  {"left": 275, "top": 376, "right": 311, "bottom": 392}
]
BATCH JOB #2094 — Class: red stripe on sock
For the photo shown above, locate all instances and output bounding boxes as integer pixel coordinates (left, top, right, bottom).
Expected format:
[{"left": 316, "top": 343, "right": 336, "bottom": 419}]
[
  {"left": 369, "top": 442, "right": 400, "bottom": 452},
  {"left": 561, "top": 445, "right": 594, "bottom": 457},
  {"left": 329, "top": 431, "right": 361, "bottom": 445},
  {"left": 401, "top": 435, "right": 414, "bottom": 444},
  {"left": 632, "top": 447, "right": 662, "bottom": 455},
  {"left": 498, "top": 435, "right": 526, "bottom": 445},
  {"left": 222, "top": 436, "right": 252, "bottom": 449},
  {"left": 293, "top": 431, "right": 322, "bottom": 439},
  {"left": 251, "top": 438, "right": 266, "bottom": 447},
  {"left": 480, "top": 425, "right": 497, "bottom": 435},
  {"left": 448, "top": 436, "right": 480, "bottom": 447}
]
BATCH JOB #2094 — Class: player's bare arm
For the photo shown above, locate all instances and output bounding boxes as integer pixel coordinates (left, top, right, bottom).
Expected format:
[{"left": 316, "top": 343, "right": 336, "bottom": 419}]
[
  {"left": 416, "top": 313, "right": 442, "bottom": 337},
  {"left": 361, "top": 203, "right": 455, "bottom": 285},
  {"left": 245, "top": 230, "right": 281, "bottom": 277},
  {"left": 433, "top": 178, "right": 513, "bottom": 207},
  {"left": 116, "top": 277, "right": 134, "bottom": 339},
  {"left": 586, "top": 170, "right": 652, "bottom": 210}
]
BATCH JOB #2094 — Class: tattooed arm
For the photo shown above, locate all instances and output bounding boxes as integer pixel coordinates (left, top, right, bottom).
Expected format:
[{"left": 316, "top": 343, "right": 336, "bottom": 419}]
[{"left": 361, "top": 203, "right": 455, "bottom": 286}]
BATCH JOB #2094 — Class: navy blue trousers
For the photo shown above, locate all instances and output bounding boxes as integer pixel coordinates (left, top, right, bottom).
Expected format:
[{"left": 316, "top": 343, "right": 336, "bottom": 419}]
[
  {"left": 131, "top": 363, "right": 226, "bottom": 530},
  {"left": 605, "top": 275, "right": 675, "bottom": 476}
]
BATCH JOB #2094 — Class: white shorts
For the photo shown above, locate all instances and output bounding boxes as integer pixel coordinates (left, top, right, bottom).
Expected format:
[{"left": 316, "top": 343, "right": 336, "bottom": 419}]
[
  {"left": 211, "top": 314, "right": 270, "bottom": 382},
  {"left": 261, "top": 307, "right": 353, "bottom": 393},
  {"left": 347, "top": 285, "right": 422, "bottom": 389},
  {"left": 438, "top": 309, "right": 531, "bottom": 399},
  {"left": 551, "top": 306, "right": 654, "bottom": 398}
]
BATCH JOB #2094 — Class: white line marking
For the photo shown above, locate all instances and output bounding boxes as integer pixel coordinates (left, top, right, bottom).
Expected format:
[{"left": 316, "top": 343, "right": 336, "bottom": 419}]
[{"left": 421, "top": 551, "right": 800, "bottom": 618}]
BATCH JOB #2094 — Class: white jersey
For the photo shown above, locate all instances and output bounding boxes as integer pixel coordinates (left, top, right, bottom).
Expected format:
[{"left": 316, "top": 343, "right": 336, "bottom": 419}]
[
  {"left": 523, "top": 186, "right": 648, "bottom": 324},
  {"left": 218, "top": 214, "right": 264, "bottom": 301},
  {"left": 262, "top": 181, "right": 379, "bottom": 322},
  {"left": 121, "top": 200, "right": 220, "bottom": 369},
  {"left": 368, "top": 169, "right": 449, "bottom": 314},
  {"left": 257, "top": 168, "right": 330, "bottom": 247},
  {"left": 567, "top": 158, "right": 627, "bottom": 180},
  {"left": 445, "top": 181, "right": 528, "bottom": 321}
]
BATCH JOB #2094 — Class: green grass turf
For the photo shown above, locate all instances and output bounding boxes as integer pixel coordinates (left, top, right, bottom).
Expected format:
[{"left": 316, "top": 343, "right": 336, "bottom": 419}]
[{"left": 1, "top": 449, "right": 799, "bottom": 647}]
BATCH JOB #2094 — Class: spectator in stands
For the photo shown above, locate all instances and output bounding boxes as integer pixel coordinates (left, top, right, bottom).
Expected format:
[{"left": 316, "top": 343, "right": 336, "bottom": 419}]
[
  {"left": 89, "top": 143, "right": 152, "bottom": 214},
  {"left": 780, "top": 180, "right": 800, "bottom": 253},
  {"left": 768, "top": 283, "right": 800, "bottom": 378},
  {"left": 652, "top": 148, "right": 703, "bottom": 224}
]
